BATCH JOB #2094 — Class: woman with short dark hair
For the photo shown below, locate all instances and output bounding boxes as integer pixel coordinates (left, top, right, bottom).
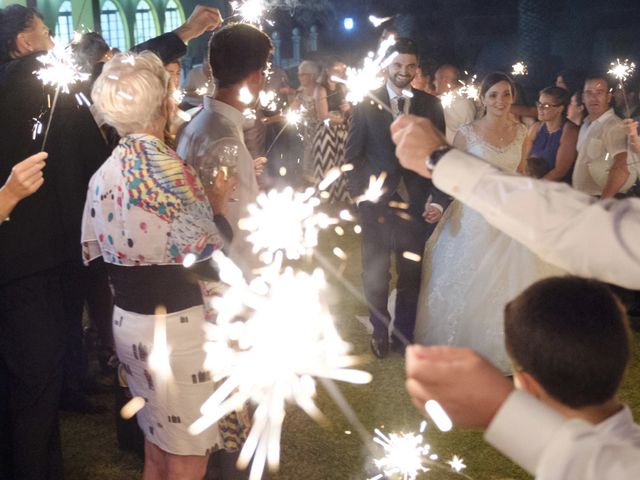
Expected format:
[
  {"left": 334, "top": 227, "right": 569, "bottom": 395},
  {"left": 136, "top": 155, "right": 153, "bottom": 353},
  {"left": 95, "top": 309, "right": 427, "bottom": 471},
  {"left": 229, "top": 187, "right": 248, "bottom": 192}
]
[{"left": 518, "top": 86, "right": 579, "bottom": 182}]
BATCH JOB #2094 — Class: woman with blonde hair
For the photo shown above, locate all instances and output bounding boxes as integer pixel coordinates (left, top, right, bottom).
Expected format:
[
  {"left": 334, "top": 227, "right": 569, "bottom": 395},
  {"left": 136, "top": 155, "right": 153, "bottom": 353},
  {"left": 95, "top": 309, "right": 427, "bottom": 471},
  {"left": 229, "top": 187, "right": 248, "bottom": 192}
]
[{"left": 84, "top": 51, "right": 239, "bottom": 479}]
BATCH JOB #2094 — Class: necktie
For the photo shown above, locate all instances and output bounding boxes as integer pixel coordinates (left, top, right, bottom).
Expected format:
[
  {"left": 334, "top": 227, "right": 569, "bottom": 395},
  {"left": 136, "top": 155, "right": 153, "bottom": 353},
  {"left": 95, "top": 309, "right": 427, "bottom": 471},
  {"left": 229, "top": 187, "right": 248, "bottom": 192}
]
[{"left": 396, "top": 96, "right": 406, "bottom": 117}]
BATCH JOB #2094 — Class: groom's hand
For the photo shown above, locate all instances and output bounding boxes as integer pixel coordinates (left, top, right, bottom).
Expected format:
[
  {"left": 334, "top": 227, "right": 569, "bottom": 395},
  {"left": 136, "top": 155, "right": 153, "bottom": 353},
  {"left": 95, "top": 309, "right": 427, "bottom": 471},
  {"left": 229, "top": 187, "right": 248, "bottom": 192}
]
[{"left": 423, "top": 204, "right": 443, "bottom": 223}]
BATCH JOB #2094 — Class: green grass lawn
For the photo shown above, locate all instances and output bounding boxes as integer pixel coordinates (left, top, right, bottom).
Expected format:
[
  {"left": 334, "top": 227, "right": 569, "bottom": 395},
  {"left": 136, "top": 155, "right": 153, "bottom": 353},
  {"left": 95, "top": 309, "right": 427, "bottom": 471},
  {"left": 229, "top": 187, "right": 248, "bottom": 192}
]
[{"left": 62, "top": 229, "right": 640, "bottom": 480}]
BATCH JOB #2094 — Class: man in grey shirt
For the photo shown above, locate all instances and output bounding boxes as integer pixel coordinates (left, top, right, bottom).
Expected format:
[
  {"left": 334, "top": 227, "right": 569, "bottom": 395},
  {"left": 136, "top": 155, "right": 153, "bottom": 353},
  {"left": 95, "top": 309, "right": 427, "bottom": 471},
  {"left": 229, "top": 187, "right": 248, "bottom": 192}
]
[{"left": 177, "top": 24, "right": 272, "bottom": 277}]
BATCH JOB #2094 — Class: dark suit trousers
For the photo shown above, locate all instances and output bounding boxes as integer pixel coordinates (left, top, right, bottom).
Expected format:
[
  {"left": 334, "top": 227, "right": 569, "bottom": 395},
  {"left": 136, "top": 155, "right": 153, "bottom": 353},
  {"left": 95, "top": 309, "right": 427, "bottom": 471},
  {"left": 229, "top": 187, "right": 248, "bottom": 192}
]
[
  {"left": 359, "top": 200, "right": 431, "bottom": 343},
  {"left": 0, "top": 262, "right": 84, "bottom": 480}
]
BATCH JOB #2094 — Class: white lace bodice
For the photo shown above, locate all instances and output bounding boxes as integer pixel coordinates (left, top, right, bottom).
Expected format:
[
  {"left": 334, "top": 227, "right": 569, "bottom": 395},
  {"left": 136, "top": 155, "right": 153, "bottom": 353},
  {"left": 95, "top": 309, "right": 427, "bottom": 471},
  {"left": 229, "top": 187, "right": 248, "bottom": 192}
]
[{"left": 453, "top": 122, "right": 527, "bottom": 173}]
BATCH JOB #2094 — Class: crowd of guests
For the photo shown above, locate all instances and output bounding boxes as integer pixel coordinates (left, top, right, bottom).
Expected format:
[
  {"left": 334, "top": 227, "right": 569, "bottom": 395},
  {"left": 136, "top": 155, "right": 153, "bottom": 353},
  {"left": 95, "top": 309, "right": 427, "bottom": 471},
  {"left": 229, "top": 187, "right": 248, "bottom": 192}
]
[{"left": 1, "top": 2, "right": 640, "bottom": 480}]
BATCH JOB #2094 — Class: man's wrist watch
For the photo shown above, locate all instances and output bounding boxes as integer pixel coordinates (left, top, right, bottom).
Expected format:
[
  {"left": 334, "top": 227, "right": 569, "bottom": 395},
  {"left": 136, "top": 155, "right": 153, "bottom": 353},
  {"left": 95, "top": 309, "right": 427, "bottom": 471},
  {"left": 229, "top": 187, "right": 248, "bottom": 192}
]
[{"left": 426, "top": 145, "right": 452, "bottom": 172}]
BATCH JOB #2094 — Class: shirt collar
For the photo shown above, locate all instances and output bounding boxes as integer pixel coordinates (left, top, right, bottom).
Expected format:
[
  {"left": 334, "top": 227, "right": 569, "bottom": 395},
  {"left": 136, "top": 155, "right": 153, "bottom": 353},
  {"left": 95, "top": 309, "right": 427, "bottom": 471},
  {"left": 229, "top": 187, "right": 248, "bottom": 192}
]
[
  {"left": 386, "top": 81, "right": 405, "bottom": 101},
  {"left": 584, "top": 108, "right": 615, "bottom": 128},
  {"left": 595, "top": 405, "right": 634, "bottom": 436},
  {"left": 203, "top": 96, "right": 245, "bottom": 131}
]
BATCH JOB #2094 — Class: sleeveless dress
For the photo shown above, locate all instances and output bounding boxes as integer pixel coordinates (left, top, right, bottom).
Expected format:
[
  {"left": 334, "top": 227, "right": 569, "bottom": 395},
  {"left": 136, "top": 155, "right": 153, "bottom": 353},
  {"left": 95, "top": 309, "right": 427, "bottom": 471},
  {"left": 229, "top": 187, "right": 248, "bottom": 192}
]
[
  {"left": 310, "top": 85, "right": 350, "bottom": 202},
  {"left": 529, "top": 122, "right": 571, "bottom": 182},
  {"left": 414, "top": 123, "right": 565, "bottom": 372}
]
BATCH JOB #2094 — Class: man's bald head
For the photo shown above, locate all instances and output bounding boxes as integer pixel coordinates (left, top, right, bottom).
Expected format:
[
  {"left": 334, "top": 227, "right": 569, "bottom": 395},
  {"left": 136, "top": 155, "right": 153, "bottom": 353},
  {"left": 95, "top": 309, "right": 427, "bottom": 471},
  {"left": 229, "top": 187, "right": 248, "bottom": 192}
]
[{"left": 434, "top": 64, "right": 461, "bottom": 95}]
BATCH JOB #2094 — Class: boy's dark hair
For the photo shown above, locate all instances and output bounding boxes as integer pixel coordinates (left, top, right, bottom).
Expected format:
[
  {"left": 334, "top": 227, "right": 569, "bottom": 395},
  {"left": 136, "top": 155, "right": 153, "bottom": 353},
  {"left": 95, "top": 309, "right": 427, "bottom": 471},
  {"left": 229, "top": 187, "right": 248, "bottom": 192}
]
[
  {"left": 0, "top": 5, "right": 44, "bottom": 63},
  {"left": 525, "top": 157, "right": 550, "bottom": 179},
  {"left": 208, "top": 23, "right": 272, "bottom": 89},
  {"left": 385, "top": 37, "right": 419, "bottom": 60},
  {"left": 504, "top": 276, "right": 630, "bottom": 408}
]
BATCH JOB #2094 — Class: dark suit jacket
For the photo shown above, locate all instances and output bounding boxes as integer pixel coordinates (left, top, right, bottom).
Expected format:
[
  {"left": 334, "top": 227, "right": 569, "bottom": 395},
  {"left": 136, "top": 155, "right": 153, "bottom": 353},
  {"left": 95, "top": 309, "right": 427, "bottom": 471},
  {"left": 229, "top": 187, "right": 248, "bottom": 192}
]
[{"left": 344, "top": 86, "right": 449, "bottom": 218}]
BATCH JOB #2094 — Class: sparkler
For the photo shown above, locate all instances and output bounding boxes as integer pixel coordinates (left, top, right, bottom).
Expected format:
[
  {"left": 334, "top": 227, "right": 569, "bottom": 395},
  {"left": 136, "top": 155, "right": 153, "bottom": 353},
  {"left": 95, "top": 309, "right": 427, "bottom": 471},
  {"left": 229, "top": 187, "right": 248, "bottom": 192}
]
[
  {"left": 191, "top": 261, "right": 372, "bottom": 480},
  {"left": 459, "top": 74, "right": 479, "bottom": 101},
  {"left": 608, "top": 58, "right": 637, "bottom": 118},
  {"left": 511, "top": 61, "right": 528, "bottom": 76},
  {"left": 264, "top": 107, "right": 304, "bottom": 156},
  {"left": 229, "top": 0, "right": 267, "bottom": 24},
  {"left": 331, "top": 35, "right": 397, "bottom": 113},
  {"left": 368, "top": 15, "right": 394, "bottom": 28},
  {"left": 369, "top": 425, "right": 431, "bottom": 480},
  {"left": 34, "top": 41, "right": 90, "bottom": 150},
  {"left": 368, "top": 421, "right": 469, "bottom": 480},
  {"left": 355, "top": 172, "right": 387, "bottom": 204},
  {"left": 238, "top": 187, "right": 338, "bottom": 264},
  {"left": 440, "top": 91, "right": 455, "bottom": 109}
]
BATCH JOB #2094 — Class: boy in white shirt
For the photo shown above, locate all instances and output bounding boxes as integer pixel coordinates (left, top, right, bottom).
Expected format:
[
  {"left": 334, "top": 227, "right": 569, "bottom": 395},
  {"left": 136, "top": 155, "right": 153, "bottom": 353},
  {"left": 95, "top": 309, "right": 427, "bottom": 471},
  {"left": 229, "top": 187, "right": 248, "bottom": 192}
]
[{"left": 504, "top": 276, "right": 640, "bottom": 446}]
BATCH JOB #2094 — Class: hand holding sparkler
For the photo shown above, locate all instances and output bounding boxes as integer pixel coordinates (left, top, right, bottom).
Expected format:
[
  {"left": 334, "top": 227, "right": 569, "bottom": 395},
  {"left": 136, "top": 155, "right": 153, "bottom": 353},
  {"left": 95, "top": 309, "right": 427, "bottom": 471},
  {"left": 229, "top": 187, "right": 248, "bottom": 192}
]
[
  {"left": 405, "top": 345, "right": 514, "bottom": 429},
  {"left": 173, "top": 5, "right": 222, "bottom": 43},
  {"left": 623, "top": 118, "right": 640, "bottom": 154}
]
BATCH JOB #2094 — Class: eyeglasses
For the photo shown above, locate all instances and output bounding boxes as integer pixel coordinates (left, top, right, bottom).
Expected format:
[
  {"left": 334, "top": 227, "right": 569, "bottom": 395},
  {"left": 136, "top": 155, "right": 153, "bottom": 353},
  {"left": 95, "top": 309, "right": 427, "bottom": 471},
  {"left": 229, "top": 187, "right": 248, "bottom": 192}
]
[{"left": 536, "top": 101, "right": 562, "bottom": 109}]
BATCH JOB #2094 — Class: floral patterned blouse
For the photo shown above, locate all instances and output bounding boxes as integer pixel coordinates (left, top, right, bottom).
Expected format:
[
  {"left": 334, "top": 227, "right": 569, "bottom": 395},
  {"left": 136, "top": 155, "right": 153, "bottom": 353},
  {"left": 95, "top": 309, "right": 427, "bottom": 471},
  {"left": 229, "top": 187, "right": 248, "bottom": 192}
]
[{"left": 82, "top": 134, "right": 223, "bottom": 267}]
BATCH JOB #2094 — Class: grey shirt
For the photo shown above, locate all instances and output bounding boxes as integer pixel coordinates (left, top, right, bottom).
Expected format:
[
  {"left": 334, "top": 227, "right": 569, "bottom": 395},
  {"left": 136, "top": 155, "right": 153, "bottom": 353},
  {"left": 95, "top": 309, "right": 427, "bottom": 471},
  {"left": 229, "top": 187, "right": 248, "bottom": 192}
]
[{"left": 176, "top": 97, "right": 260, "bottom": 277}]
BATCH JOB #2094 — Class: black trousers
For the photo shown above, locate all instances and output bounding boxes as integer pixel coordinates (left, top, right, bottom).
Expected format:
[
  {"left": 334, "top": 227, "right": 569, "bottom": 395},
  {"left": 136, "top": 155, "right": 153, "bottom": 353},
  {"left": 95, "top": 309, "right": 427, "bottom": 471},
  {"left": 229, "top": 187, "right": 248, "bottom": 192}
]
[
  {"left": 0, "top": 262, "right": 84, "bottom": 480},
  {"left": 358, "top": 200, "right": 432, "bottom": 343}
]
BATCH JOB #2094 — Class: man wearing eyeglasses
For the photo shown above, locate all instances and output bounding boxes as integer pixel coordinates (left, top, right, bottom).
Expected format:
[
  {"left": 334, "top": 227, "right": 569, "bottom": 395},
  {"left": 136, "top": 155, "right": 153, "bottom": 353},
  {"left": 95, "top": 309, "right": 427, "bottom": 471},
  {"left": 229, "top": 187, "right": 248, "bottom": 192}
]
[{"left": 572, "top": 75, "right": 634, "bottom": 198}]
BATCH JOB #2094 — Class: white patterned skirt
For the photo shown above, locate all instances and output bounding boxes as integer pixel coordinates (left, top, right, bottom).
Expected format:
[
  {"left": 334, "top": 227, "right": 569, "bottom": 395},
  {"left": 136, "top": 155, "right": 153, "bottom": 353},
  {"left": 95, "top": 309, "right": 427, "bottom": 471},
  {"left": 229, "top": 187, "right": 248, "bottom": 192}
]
[{"left": 113, "top": 304, "right": 223, "bottom": 456}]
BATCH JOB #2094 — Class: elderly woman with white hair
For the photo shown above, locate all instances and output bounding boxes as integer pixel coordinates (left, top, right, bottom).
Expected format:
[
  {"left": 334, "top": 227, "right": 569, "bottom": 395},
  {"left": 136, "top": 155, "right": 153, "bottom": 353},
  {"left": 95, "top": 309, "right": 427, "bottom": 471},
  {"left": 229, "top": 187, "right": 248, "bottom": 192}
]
[
  {"left": 291, "top": 59, "right": 322, "bottom": 181},
  {"left": 82, "top": 51, "right": 241, "bottom": 479}
]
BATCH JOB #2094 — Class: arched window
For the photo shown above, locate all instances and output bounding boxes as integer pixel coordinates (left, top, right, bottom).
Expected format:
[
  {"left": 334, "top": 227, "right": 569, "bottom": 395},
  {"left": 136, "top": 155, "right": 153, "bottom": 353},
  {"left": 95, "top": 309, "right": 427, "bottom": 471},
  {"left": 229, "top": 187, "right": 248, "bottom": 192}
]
[
  {"left": 164, "top": 0, "right": 184, "bottom": 33},
  {"left": 100, "top": 0, "right": 128, "bottom": 51},
  {"left": 54, "top": 1, "right": 74, "bottom": 44},
  {"left": 134, "top": 0, "right": 158, "bottom": 44}
]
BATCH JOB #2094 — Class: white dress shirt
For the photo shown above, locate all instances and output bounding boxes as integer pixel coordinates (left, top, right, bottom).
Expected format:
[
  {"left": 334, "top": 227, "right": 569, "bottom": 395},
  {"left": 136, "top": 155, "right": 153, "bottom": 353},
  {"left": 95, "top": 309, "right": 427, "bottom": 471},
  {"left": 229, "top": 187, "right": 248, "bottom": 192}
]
[
  {"left": 573, "top": 108, "right": 631, "bottom": 195},
  {"left": 432, "top": 149, "right": 640, "bottom": 289},
  {"left": 441, "top": 92, "right": 476, "bottom": 143},
  {"left": 485, "top": 391, "right": 640, "bottom": 479}
]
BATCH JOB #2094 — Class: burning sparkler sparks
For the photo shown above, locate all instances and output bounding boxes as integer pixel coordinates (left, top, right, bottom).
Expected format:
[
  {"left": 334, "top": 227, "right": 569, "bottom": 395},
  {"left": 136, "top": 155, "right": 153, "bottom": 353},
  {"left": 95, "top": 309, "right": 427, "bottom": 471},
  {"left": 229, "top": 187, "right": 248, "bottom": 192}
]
[
  {"left": 368, "top": 422, "right": 469, "bottom": 480},
  {"left": 356, "top": 172, "right": 387, "bottom": 204},
  {"left": 332, "top": 35, "right": 397, "bottom": 107},
  {"left": 608, "top": 58, "right": 636, "bottom": 83},
  {"left": 238, "top": 187, "right": 338, "bottom": 264},
  {"left": 34, "top": 41, "right": 90, "bottom": 149},
  {"left": 230, "top": 0, "right": 267, "bottom": 24},
  {"left": 608, "top": 59, "right": 637, "bottom": 118},
  {"left": 440, "top": 91, "right": 455, "bottom": 109},
  {"left": 369, "top": 424, "right": 431, "bottom": 480},
  {"left": 191, "top": 263, "right": 372, "bottom": 480},
  {"left": 511, "top": 61, "right": 528, "bottom": 76},
  {"left": 34, "top": 42, "right": 90, "bottom": 93},
  {"left": 368, "top": 15, "right": 394, "bottom": 28}
]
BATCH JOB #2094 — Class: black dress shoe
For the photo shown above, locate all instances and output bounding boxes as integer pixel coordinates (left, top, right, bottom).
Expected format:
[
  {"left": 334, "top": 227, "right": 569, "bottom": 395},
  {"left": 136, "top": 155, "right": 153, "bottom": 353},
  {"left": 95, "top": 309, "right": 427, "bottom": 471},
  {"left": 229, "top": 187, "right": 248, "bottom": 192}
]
[
  {"left": 390, "top": 337, "right": 407, "bottom": 355},
  {"left": 370, "top": 335, "right": 389, "bottom": 359}
]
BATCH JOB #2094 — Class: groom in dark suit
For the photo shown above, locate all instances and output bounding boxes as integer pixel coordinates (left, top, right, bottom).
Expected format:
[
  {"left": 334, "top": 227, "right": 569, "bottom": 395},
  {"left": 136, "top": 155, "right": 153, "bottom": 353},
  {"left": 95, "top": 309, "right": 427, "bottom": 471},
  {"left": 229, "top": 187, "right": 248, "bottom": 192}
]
[{"left": 345, "top": 38, "right": 449, "bottom": 358}]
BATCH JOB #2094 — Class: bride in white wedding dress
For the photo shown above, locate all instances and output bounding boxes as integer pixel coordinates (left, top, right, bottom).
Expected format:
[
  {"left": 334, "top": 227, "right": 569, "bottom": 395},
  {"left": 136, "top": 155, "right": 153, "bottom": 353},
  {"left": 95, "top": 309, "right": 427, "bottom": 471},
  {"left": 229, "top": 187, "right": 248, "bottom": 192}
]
[{"left": 414, "top": 73, "right": 564, "bottom": 372}]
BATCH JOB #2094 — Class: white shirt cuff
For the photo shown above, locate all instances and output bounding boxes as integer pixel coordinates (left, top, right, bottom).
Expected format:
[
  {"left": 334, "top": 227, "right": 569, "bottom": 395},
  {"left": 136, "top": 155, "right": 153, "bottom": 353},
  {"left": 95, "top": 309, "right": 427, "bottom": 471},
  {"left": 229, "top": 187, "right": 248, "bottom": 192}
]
[{"left": 484, "top": 390, "right": 565, "bottom": 475}]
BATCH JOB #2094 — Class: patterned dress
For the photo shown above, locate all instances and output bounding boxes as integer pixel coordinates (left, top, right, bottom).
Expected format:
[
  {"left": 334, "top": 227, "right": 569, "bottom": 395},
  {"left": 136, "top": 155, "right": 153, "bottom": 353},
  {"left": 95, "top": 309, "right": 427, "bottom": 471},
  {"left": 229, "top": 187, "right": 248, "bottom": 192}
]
[
  {"left": 311, "top": 85, "right": 350, "bottom": 203},
  {"left": 81, "top": 134, "right": 245, "bottom": 455}
]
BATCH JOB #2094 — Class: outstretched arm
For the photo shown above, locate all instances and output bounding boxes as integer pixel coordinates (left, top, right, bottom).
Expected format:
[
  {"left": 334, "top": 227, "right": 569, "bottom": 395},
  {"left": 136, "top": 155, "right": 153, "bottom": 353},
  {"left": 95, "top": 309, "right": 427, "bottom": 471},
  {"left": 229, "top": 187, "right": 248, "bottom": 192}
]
[{"left": 391, "top": 115, "right": 640, "bottom": 289}]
